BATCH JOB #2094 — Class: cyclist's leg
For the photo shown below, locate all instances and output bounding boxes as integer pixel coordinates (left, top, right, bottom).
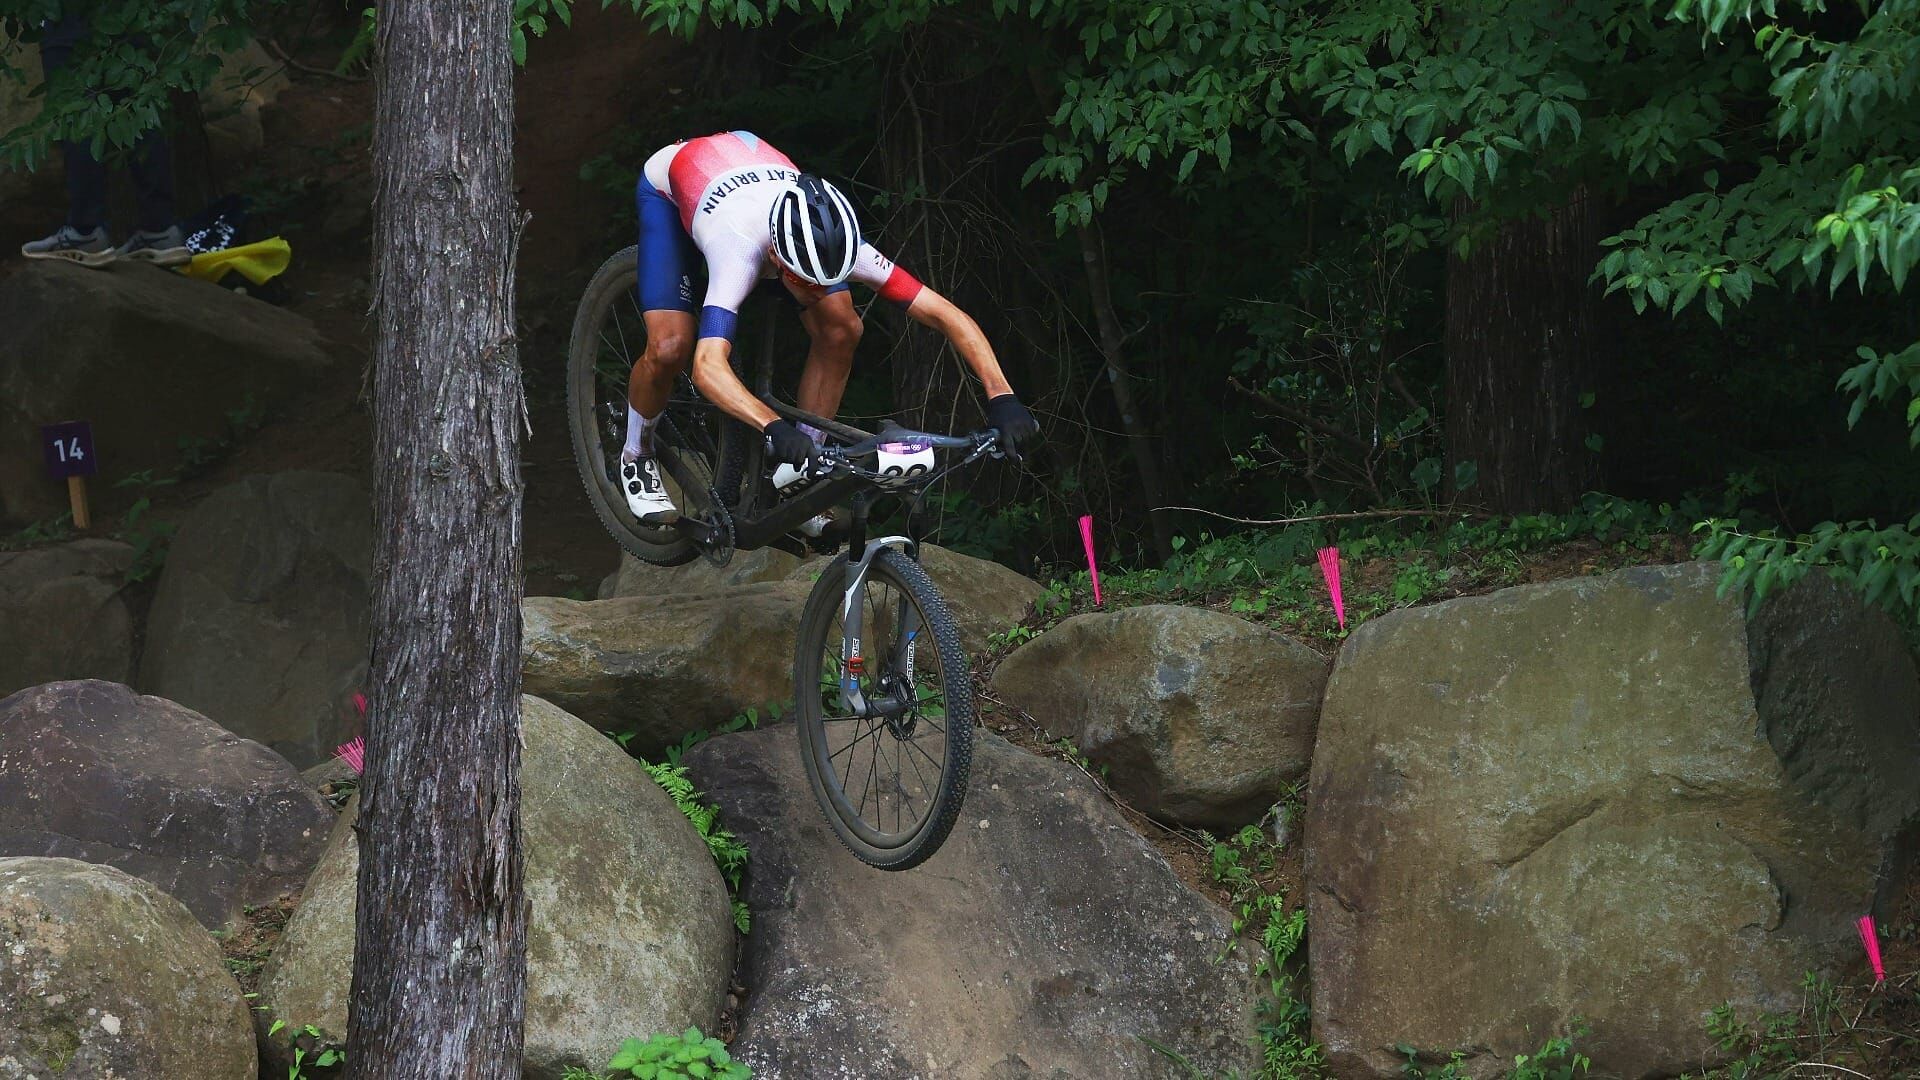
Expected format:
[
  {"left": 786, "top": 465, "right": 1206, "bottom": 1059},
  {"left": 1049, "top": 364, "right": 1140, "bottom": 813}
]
[
  {"left": 789, "top": 284, "right": 861, "bottom": 426},
  {"left": 628, "top": 166, "right": 699, "bottom": 461}
]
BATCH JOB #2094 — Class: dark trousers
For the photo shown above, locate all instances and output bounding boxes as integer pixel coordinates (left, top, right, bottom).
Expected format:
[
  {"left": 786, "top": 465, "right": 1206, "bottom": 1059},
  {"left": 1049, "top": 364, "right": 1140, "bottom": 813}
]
[{"left": 40, "top": 14, "right": 176, "bottom": 233}]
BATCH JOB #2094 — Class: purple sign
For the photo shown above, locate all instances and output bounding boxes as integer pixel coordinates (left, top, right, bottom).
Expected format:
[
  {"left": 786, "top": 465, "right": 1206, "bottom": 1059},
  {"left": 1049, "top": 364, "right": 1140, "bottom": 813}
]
[{"left": 42, "top": 421, "right": 97, "bottom": 479}]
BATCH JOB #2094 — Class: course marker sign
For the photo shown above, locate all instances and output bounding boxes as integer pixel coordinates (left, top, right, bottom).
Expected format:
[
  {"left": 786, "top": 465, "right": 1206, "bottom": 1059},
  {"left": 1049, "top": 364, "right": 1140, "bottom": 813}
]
[{"left": 41, "top": 420, "right": 96, "bottom": 529}]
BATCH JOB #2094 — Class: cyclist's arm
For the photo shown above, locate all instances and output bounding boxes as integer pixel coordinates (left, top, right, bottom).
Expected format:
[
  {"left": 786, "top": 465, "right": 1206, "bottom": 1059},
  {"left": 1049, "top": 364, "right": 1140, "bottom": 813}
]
[
  {"left": 689, "top": 337, "right": 779, "bottom": 429},
  {"left": 905, "top": 287, "right": 1013, "bottom": 399},
  {"left": 850, "top": 245, "right": 1014, "bottom": 399},
  {"left": 688, "top": 257, "right": 780, "bottom": 429}
]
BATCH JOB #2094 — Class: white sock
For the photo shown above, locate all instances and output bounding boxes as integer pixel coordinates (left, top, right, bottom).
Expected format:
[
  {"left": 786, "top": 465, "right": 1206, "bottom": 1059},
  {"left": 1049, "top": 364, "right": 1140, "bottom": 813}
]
[{"left": 623, "top": 407, "right": 657, "bottom": 464}]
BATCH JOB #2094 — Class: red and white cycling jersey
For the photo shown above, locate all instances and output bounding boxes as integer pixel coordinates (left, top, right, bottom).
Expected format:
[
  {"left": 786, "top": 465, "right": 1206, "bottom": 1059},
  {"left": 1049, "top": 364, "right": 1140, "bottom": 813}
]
[{"left": 643, "top": 131, "right": 924, "bottom": 341}]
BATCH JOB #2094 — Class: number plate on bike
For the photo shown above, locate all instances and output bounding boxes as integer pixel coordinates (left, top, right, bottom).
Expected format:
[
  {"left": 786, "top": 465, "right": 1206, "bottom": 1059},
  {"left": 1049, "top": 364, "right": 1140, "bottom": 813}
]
[{"left": 875, "top": 442, "right": 935, "bottom": 488}]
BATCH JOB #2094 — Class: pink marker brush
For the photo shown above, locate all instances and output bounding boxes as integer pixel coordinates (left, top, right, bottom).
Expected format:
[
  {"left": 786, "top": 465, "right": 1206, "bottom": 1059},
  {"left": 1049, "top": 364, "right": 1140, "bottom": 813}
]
[
  {"left": 334, "top": 691, "right": 368, "bottom": 775},
  {"left": 1859, "top": 915, "right": 1886, "bottom": 985},
  {"left": 1317, "top": 546, "right": 1346, "bottom": 629},
  {"left": 1079, "top": 514, "right": 1104, "bottom": 607}
]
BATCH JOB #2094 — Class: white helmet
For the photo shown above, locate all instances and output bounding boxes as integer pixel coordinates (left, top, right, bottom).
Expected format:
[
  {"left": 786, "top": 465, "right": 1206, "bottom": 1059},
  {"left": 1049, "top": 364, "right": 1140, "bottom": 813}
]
[{"left": 768, "top": 173, "right": 861, "bottom": 287}]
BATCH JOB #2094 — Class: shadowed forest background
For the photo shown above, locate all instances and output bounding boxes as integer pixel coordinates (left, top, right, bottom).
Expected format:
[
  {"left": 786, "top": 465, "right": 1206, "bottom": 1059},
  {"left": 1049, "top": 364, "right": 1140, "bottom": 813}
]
[
  {"left": 555, "top": 0, "right": 1920, "bottom": 615},
  {"left": 4, "top": 0, "right": 1920, "bottom": 629}
]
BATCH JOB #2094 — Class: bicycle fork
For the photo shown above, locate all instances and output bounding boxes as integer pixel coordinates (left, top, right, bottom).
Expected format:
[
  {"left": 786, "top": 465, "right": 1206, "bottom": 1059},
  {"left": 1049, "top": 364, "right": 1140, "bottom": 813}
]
[{"left": 837, "top": 535, "right": 922, "bottom": 720}]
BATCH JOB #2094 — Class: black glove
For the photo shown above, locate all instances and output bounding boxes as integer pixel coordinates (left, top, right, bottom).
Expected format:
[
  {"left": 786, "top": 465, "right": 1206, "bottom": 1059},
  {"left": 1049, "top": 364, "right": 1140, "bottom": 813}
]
[
  {"left": 985, "top": 393, "right": 1040, "bottom": 457},
  {"left": 763, "top": 419, "right": 820, "bottom": 469}
]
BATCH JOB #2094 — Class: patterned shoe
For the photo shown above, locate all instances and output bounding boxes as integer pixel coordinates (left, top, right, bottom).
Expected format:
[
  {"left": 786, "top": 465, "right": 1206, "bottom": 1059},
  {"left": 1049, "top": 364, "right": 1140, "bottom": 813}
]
[
  {"left": 21, "top": 225, "right": 114, "bottom": 267},
  {"left": 114, "top": 225, "right": 193, "bottom": 267},
  {"left": 621, "top": 456, "right": 677, "bottom": 523}
]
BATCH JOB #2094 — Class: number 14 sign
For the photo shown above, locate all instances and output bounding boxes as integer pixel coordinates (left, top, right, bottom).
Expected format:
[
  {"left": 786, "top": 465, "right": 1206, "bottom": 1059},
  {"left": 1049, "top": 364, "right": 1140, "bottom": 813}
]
[{"left": 42, "top": 420, "right": 97, "bottom": 479}]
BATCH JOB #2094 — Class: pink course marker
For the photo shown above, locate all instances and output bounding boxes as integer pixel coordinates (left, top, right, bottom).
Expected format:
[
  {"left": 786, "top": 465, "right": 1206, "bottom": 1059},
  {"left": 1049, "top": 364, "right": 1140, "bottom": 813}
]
[
  {"left": 1317, "top": 546, "right": 1346, "bottom": 629},
  {"left": 1079, "top": 514, "right": 1104, "bottom": 607},
  {"left": 1859, "top": 915, "right": 1886, "bottom": 985},
  {"left": 334, "top": 691, "right": 369, "bottom": 775}
]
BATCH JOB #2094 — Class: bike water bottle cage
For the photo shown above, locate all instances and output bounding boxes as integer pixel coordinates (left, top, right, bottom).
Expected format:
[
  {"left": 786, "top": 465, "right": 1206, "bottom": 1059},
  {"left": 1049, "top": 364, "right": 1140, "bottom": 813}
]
[{"left": 769, "top": 174, "right": 860, "bottom": 287}]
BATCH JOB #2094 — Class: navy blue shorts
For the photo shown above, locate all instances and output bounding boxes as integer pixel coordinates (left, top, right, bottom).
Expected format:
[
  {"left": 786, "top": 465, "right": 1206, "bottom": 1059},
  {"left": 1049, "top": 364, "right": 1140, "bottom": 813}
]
[
  {"left": 634, "top": 171, "right": 850, "bottom": 320},
  {"left": 635, "top": 172, "right": 698, "bottom": 315}
]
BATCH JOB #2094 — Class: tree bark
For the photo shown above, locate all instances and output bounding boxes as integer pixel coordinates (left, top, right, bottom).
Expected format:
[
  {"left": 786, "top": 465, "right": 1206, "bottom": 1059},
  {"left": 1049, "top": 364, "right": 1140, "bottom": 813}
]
[
  {"left": 346, "top": 0, "right": 527, "bottom": 1072},
  {"left": 1445, "top": 187, "right": 1603, "bottom": 513},
  {"left": 1077, "top": 221, "right": 1175, "bottom": 561}
]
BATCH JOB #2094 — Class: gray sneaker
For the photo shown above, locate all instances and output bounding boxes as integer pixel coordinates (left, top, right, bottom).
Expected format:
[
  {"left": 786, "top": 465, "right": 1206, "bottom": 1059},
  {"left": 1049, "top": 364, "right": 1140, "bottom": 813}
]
[
  {"left": 114, "top": 226, "right": 192, "bottom": 267},
  {"left": 21, "top": 225, "right": 114, "bottom": 267}
]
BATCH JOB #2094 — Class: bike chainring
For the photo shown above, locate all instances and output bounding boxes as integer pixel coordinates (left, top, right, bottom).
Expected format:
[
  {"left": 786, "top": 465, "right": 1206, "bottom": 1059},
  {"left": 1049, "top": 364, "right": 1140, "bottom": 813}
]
[{"left": 691, "top": 488, "right": 735, "bottom": 568}]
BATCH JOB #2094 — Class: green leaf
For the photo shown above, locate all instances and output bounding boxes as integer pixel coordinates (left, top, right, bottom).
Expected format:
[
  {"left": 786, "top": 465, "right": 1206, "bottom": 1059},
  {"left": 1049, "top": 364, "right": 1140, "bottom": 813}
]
[
  {"left": 609, "top": 1039, "right": 645, "bottom": 1070},
  {"left": 1454, "top": 460, "right": 1479, "bottom": 491}
]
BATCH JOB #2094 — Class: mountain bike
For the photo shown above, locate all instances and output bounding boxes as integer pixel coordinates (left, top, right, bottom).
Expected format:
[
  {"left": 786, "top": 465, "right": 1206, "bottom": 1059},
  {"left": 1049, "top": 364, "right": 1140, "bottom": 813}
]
[{"left": 566, "top": 245, "right": 1010, "bottom": 870}]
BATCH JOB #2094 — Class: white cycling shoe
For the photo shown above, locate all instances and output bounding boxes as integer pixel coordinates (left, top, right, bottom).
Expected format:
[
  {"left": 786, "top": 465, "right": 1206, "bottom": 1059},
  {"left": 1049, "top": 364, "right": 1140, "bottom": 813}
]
[
  {"left": 768, "top": 462, "right": 835, "bottom": 538},
  {"left": 620, "top": 457, "right": 676, "bottom": 523},
  {"left": 771, "top": 461, "right": 813, "bottom": 492}
]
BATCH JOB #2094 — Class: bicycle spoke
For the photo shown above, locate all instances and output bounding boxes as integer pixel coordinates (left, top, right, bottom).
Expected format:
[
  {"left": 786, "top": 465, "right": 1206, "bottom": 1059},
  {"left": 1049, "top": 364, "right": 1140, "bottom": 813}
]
[
  {"left": 904, "top": 733, "right": 944, "bottom": 773},
  {"left": 901, "top": 738, "right": 930, "bottom": 806},
  {"left": 829, "top": 717, "right": 881, "bottom": 764},
  {"left": 860, "top": 724, "right": 883, "bottom": 821}
]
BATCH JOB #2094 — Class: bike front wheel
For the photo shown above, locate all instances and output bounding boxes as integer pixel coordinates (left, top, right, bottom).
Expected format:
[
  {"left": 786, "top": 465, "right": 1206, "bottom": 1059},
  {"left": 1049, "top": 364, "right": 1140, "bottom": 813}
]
[{"left": 794, "top": 547, "right": 974, "bottom": 870}]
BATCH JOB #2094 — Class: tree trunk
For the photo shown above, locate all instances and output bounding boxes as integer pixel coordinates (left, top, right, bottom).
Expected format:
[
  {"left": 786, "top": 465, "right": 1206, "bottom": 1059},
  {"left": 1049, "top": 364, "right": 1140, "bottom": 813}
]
[
  {"left": 1077, "top": 221, "right": 1175, "bottom": 561},
  {"left": 1445, "top": 187, "right": 1603, "bottom": 513},
  {"left": 346, "top": 0, "right": 527, "bottom": 1072}
]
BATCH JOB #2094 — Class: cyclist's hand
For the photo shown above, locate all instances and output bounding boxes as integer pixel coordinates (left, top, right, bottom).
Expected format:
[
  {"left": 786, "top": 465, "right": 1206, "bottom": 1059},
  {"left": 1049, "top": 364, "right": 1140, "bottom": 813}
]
[
  {"left": 985, "top": 393, "right": 1040, "bottom": 458},
  {"left": 763, "top": 419, "right": 820, "bottom": 470}
]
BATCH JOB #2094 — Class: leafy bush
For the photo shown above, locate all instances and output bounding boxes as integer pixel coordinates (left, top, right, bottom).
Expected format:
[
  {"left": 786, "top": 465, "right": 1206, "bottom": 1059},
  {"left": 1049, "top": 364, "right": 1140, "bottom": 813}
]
[
  {"left": 1213, "top": 801, "right": 1322, "bottom": 1079},
  {"left": 608, "top": 707, "right": 766, "bottom": 934},
  {"left": 602, "top": 1027, "right": 748, "bottom": 1080},
  {"left": 1400, "top": 1024, "right": 1590, "bottom": 1080},
  {"left": 643, "top": 760, "right": 751, "bottom": 934}
]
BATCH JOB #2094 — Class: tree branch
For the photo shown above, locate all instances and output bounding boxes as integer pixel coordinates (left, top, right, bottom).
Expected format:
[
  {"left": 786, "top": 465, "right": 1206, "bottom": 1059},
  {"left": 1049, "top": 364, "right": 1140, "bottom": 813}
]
[
  {"left": 1151, "top": 506, "right": 1482, "bottom": 527},
  {"left": 1228, "top": 376, "right": 1371, "bottom": 452}
]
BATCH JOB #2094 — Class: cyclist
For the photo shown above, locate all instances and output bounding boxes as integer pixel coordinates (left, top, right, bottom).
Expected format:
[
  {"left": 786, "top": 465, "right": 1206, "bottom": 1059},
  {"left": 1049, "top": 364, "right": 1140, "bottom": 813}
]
[{"left": 619, "top": 130, "right": 1039, "bottom": 531}]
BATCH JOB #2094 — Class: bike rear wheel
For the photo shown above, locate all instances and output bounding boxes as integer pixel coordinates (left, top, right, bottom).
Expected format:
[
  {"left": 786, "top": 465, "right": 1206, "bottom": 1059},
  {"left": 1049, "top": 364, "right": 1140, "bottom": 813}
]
[
  {"left": 794, "top": 547, "right": 974, "bottom": 870},
  {"left": 566, "top": 246, "right": 751, "bottom": 566}
]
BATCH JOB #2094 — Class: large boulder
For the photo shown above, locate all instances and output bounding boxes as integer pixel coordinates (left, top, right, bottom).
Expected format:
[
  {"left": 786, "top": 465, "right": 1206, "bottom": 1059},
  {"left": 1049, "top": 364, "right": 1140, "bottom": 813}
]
[
  {"left": 1307, "top": 562, "right": 1920, "bottom": 1078},
  {"left": 682, "top": 725, "right": 1262, "bottom": 1078},
  {"left": 992, "top": 605, "right": 1327, "bottom": 828},
  {"left": 258, "top": 695, "right": 734, "bottom": 1080},
  {"left": 0, "top": 538, "right": 134, "bottom": 697},
  {"left": 890, "top": 544, "right": 1044, "bottom": 656},
  {"left": 139, "top": 471, "right": 371, "bottom": 767},
  {"left": 599, "top": 542, "right": 1041, "bottom": 657},
  {"left": 0, "top": 680, "right": 334, "bottom": 930},
  {"left": 0, "top": 261, "right": 338, "bottom": 524},
  {"left": 522, "top": 582, "right": 810, "bottom": 751},
  {"left": 0, "top": 856, "right": 256, "bottom": 1079},
  {"left": 600, "top": 546, "right": 804, "bottom": 598}
]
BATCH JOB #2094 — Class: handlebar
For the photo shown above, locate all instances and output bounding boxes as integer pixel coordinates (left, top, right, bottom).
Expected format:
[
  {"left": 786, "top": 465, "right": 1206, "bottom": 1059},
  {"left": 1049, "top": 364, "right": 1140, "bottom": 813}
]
[{"left": 813, "top": 424, "right": 1007, "bottom": 487}]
